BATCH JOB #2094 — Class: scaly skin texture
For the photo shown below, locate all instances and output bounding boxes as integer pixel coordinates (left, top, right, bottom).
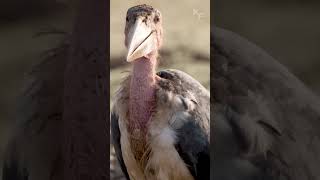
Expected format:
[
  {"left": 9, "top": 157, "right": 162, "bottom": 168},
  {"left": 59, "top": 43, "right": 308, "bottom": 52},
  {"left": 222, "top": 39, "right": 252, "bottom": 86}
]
[
  {"left": 128, "top": 55, "right": 158, "bottom": 163},
  {"left": 129, "top": 56, "right": 157, "bottom": 131}
]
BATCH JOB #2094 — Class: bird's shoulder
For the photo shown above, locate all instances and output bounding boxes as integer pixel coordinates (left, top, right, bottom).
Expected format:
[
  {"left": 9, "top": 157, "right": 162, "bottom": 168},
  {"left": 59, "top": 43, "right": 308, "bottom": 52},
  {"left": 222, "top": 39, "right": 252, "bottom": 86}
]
[
  {"left": 155, "top": 69, "right": 210, "bottom": 131},
  {"left": 153, "top": 69, "right": 210, "bottom": 179}
]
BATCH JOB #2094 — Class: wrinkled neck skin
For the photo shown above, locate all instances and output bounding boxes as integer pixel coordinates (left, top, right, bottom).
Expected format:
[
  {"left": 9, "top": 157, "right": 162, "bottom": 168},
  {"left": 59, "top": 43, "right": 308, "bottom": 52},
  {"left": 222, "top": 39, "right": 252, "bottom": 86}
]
[{"left": 129, "top": 55, "right": 157, "bottom": 131}]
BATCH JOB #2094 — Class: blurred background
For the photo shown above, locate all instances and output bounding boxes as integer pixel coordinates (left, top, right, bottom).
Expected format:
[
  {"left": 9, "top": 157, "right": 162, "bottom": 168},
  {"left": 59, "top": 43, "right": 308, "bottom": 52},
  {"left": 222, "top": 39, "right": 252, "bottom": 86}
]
[
  {"left": 214, "top": 0, "right": 320, "bottom": 95},
  {"left": 0, "top": 0, "right": 73, "bottom": 177},
  {"left": 110, "top": 0, "right": 210, "bottom": 179}
]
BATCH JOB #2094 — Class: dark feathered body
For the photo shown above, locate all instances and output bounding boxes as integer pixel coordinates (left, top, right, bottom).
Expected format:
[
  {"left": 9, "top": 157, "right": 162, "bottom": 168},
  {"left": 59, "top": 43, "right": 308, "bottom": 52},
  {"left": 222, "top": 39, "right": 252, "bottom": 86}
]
[
  {"left": 212, "top": 27, "right": 320, "bottom": 180},
  {"left": 2, "top": 40, "right": 68, "bottom": 180},
  {"left": 111, "top": 69, "right": 210, "bottom": 180}
]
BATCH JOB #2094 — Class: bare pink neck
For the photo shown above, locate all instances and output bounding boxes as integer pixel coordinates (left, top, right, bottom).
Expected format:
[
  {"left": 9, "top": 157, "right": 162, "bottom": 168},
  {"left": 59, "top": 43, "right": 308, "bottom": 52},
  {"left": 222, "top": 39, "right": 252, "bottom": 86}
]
[{"left": 129, "top": 56, "right": 157, "bottom": 130}]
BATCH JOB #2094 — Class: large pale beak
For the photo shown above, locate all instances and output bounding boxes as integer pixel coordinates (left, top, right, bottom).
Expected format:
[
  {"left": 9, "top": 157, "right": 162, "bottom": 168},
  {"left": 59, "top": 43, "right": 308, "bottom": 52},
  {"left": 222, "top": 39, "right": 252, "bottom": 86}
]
[{"left": 126, "top": 18, "right": 156, "bottom": 62}]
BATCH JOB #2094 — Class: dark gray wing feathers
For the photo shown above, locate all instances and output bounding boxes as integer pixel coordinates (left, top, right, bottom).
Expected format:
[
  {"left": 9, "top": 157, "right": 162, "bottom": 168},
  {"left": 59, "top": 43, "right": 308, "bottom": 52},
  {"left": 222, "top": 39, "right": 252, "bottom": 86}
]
[
  {"left": 174, "top": 119, "right": 210, "bottom": 180},
  {"left": 157, "top": 70, "right": 210, "bottom": 180},
  {"left": 111, "top": 112, "right": 130, "bottom": 180}
]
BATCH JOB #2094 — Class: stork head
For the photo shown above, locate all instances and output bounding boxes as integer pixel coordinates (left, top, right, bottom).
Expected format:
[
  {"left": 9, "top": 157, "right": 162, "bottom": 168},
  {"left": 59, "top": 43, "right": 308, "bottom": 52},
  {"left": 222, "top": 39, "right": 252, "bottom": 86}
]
[{"left": 125, "top": 4, "right": 163, "bottom": 62}]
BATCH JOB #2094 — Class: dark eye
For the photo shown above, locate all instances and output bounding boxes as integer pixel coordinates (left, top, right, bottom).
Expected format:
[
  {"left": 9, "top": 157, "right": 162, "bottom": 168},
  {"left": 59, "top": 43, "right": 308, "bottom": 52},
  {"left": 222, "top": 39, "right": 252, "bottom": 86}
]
[
  {"left": 154, "top": 16, "right": 159, "bottom": 23},
  {"left": 126, "top": 17, "right": 129, "bottom": 22}
]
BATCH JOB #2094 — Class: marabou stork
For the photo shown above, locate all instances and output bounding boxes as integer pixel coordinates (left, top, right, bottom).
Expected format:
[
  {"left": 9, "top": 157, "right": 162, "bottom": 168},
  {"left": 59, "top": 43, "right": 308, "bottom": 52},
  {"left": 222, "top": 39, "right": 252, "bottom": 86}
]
[{"left": 111, "top": 4, "right": 210, "bottom": 180}]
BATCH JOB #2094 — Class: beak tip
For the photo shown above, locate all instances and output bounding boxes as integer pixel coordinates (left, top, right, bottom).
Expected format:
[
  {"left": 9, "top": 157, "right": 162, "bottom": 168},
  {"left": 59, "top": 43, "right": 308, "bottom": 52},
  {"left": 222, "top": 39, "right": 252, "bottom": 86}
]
[{"left": 126, "top": 53, "right": 134, "bottom": 62}]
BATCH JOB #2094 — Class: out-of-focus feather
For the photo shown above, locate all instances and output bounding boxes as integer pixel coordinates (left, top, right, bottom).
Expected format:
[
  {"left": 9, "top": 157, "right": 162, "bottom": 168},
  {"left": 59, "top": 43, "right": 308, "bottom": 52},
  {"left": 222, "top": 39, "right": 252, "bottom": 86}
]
[
  {"left": 212, "top": 27, "right": 320, "bottom": 180},
  {"left": 2, "top": 38, "right": 69, "bottom": 180}
]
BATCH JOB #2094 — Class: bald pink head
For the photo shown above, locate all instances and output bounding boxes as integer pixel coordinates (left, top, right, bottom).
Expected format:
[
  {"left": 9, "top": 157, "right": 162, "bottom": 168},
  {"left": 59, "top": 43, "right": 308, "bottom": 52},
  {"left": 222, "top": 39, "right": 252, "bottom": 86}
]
[{"left": 124, "top": 4, "right": 163, "bottom": 62}]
